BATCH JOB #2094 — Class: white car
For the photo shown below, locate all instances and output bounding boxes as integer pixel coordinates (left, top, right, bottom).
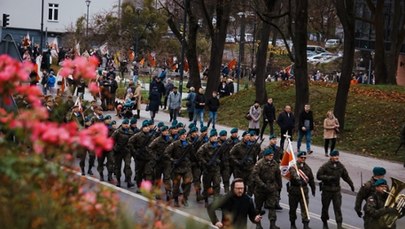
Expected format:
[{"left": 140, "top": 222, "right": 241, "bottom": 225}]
[
  {"left": 225, "top": 34, "right": 236, "bottom": 43},
  {"left": 325, "top": 39, "right": 341, "bottom": 49},
  {"left": 307, "top": 52, "right": 335, "bottom": 64}
]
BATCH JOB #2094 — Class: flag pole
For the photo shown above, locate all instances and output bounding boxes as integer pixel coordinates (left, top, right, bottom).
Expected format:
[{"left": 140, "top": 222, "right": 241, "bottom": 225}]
[{"left": 285, "top": 132, "right": 310, "bottom": 221}]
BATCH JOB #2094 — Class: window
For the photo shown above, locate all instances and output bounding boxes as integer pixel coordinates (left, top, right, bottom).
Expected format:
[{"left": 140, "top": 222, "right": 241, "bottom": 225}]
[{"left": 48, "top": 3, "right": 59, "bottom": 21}]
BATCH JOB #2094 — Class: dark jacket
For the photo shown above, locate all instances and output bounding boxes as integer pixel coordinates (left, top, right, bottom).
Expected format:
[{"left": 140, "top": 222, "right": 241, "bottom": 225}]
[
  {"left": 277, "top": 111, "right": 295, "bottom": 130},
  {"left": 207, "top": 193, "right": 257, "bottom": 229},
  {"left": 111, "top": 127, "right": 134, "bottom": 153},
  {"left": 195, "top": 92, "right": 206, "bottom": 109},
  {"left": 218, "top": 83, "right": 230, "bottom": 97},
  {"left": 206, "top": 97, "right": 220, "bottom": 112},
  {"left": 298, "top": 110, "right": 314, "bottom": 131},
  {"left": 262, "top": 102, "right": 276, "bottom": 122},
  {"left": 316, "top": 160, "right": 354, "bottom": 192}
]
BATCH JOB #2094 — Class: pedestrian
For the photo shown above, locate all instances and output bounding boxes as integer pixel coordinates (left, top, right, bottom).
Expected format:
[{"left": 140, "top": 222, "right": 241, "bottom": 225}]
[
  {"left": 186, "top": 87, "right": 196, "bottom": 122},
  {"left": 252, "top": 148, "right": 282, "bottom": 229},
  {"left": 297, "top": 104, "right": 314, "bottom": 154},
  {"left": 248, "top": 101, "right": 262, "bottom": 136},
  {"left": 207, "top": 91, "right": 220, "bottom": 129},
  {"left": 316, "top": 150, "right": 355, "bottom": 229},
  {"left": 164, "top": 78, "right": 174, "bottom": 110},
  {"left": 168, "top": 86, "right": 181, "bottom": 122},
  {"left": 354, "top": 167, "right": 386, "bottom": 220},
  {"left": 363, "top": 179, "right": 401, "bottom": 229},
  {"left": 148, "top": 76, "right": 165, "bottom": 121},
  {"left": 163, "top": 129, "right": 193, "bottom": 207},
  {"left": 47, "top": 70, "right": 56, "bottom": 96},
  {"left": 111, "top": 119, "right": 134, "bottom": 188},
  {"left": 277, "top": 105, "right": 295, "bottom": 150},
  {"left": 207, "top": 178, "right": 262, "bottom": 229},
  {"left": 218, "top": 79, "right": 230, "bottom": 97},
  {"left": 323, "top": 110, "right": 340, "bottom": 157},
  {"left": 193, "top": 88, "right": 206, "bottom": 128},
  {"left": 260, "top": 98, "right": 276, "bottom": 139},
  {"left": 133, "top": 80, "right": 142, "bottom": 118},
  {"left": 226, "top": 78, "right": 234, "bottom": 95},
  {"left": 287, "top": 151, "right": 316, "bottom": 229}
]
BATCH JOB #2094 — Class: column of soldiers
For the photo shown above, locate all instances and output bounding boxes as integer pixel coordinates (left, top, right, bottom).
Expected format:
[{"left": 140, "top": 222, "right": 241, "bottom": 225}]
[{"left": 64, "top": 102, "right": 403, "bottom": 229}]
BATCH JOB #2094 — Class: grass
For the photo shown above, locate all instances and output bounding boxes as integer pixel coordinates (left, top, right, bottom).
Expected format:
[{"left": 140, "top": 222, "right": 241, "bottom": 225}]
[{"left": 217, "top": 81, "right": 405, "bottom": 163}]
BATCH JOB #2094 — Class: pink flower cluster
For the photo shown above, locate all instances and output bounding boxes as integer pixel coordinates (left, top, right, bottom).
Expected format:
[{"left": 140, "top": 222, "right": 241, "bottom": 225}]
[{"left": 59, "top": 56, "right": 99, "bottom": 80}]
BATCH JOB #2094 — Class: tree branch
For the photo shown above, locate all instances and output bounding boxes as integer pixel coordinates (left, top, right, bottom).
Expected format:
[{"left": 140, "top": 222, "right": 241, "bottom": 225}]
[
  {"left": 200, "top": 0, "right": 215, "bottom": 38},
  {"left": 354, "top": 16, "right": 374, "bottom": 25}
]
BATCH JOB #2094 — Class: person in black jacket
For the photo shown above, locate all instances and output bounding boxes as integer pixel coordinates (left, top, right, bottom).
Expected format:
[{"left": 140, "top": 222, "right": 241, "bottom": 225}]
[
  {"left": 260, "top": 98, "right": 276, "bottom": 139},
  {"left": 207, "top": 91, "right": 220, "bottom": 129},
  {"left": 277, "top": 105, "right": 295, "bottom": 151},
  {"left": 207, "top": 178, "right": 262, "bottom": 229},
  {"left": 193, "top": 88, "right": 206, "bottom": 128},
  {"left": 297, "top": 104, "right": 314, "bottom": 154}
]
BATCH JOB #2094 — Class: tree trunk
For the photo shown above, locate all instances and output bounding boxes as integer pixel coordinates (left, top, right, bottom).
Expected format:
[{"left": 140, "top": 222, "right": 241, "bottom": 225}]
[
  {"left": 203, "top": 0, "right": 231, "bottom": 99},
  {"left": 373, "top": 0, "right": 388, "bottom": 84},
  {"left": 186, "top": 4, "right": 202, "bottom": 90},
  {"left": 292, "top": 0, "right": 309, "bottom": 119},
  {"left": 333, "top": 0, "right": 356, "bottom": 131},
  {"left": 255, "top": 22, "right": 271, "bottom": 104}
]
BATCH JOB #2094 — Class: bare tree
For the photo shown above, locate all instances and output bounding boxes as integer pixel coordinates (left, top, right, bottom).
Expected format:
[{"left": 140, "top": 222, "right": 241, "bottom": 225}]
[{"left": 308, "top": 0, "right": 337, "bottom": 42}]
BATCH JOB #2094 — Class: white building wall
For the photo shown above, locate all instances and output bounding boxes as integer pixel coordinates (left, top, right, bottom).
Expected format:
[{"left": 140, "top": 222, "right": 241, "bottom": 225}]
[{"left": 1, "top": 0, "right": 119, "bottom": 33}]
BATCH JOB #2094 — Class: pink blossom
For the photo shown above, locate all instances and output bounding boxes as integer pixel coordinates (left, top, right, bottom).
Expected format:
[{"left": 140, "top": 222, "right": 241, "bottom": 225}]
[
  {"left": 88, "top": 82, "right": 100, "bottom": 95},
  {"left": 140, "top": 180, "right": 153, "bottom": 192}
]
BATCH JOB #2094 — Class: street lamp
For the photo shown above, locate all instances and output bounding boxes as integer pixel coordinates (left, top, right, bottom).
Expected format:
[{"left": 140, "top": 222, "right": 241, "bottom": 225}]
[
  {"left": 85, "top": 0, "right": 91, "bottom": 37},
  {"left": 236, "top": 12, "right": 246, "bottom": 93}
]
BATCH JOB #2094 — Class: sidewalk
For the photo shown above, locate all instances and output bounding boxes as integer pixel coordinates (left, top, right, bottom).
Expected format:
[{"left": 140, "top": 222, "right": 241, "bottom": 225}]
[{"left": 134, "top": 103, "right": 405, "bottom": 193}]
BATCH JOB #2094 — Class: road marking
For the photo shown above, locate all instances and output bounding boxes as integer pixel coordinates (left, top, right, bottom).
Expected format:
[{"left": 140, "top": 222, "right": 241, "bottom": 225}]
[
  {"left": 279, "top": 203, "right": 361, "bottom": 229},
  {"left": 63, "top": 167, "right": 216, "bottom": 228}
]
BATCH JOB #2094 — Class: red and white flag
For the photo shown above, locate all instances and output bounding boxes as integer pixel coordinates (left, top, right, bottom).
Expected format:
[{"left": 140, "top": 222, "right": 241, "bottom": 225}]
[{"left": 280, "top": 148, "right": 296, "bottom": 179}]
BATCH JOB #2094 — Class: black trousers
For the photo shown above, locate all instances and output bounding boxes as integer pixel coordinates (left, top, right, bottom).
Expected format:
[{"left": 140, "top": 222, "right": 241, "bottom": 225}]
[{"left": 260, "top": 120, "right": 274, "bottom": 138}]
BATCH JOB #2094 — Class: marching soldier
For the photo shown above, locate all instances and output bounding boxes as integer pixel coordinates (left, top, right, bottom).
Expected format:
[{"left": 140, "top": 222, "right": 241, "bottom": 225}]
[
  {"left": 111, "top": 119, "right": 134, "bottom": 188},
  {"left": 228, "top": 128, "right": 240, "bottom": 178},
  {"left": 197, "top": 129, "right": 222, "bottom": 206},
  {"left": 288, "top": 151, "right": 316, "bottom": 229},
  {"left": 317, "top": 150, "right": 355, "bottom": 229},
  {"left": 97, "top": 115, "right": 115, "bottom": 182},
  {"left": 262, "top": 134, "right": 282, "bottom": 162},
  {"left": 129, "top": 117, "right": 139, "bottom": 134},
  {"left": 355, "top": 167, "right": 386, "bottom": 219},
  {"left": 218, "top": 130, "right": 232, "bottom": 193},
  {"left": 79, "top": 117, "right": 96, "bottom": 176},
  {"left": 363, "top": 178, "right": 403, "bottom": 229},
  {"left": 230, "top": 131, "right": 257, "bottom": 195},
  {"left": 148, "top": 125, "right": 173, "bottom": 200},
  {"left": 89, "top": 106, "right": 104, "bottom": 123},
  {"left": 252, "top": 148, "right": 282, "bottom": 229},
  {"left": 188, "top": 127, "right": 204, "bottom": 202},
  {"left": 66, "top": 105, "right": 84, "bottom": 127},
  {"left": 128, "top": 120, "right": 154, "bottom": 191},
  {"left": 164, "top": 129, "right": 193, "bottom": 207}
]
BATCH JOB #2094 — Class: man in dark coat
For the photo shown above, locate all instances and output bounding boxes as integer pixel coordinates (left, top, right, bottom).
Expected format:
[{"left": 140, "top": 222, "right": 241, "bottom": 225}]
[
  {"left": 206, "top": 91, "right": 220, "bottom": 129},
  {"left": 297, "top": 104, "right": 314, "bottom": 154},
  {"left": 260, "top": 98, "right": 276, "bottom": 139},
  {"left": 277, "top": 105, "right": 295, "bottom": 151},
  {"left": 148, "top": 77, "right": 165, "bottom": 120}
]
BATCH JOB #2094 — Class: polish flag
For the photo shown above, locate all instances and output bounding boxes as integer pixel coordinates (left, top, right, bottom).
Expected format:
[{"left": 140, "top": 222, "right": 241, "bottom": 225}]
[{"left": 280, "top": 149, "right": 296, "bottom": 179}]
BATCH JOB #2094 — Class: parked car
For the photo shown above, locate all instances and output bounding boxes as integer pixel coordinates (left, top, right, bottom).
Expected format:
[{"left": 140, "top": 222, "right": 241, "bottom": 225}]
[
  {"left": 236, "top": 33, "right": 254, "bottom": 43},
  {"left": 306, "top": 45, "right": 327, "bottom": 54},
  {"left": 225, "top": 34, "right": 236, "bottom": 43},
  {"left": 325, "top": 39, "right": 341, "bottom": 49}
]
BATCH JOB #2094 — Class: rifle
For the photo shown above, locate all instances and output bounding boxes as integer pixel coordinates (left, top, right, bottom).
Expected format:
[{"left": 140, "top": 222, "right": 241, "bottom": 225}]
[
  {"left": 206, "top": 141, "right": 229, "bottom": 167},
  {"left": 135, "top": 127, "right": 158, "bottom": 158},
  {"left": 172, "top": 143, "right": 193, "bottom": 168},
  {"left": 240, "top": 137, "right": 265, "bottom": 167}
]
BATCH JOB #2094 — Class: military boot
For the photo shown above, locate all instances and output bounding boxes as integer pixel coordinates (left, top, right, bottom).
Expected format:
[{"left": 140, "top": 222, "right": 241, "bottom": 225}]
[
  {"left": 196, "top": 191, "right": 204, "bottom": 202},
  {"left": 303, "top": 221, "right": 311, "bottom": 229},
  {"left": 337, "top": 223, "right": 344, "bottom": 229},
  {"left": 81, "top": 167, "right": 85, "bottom": 176},
  {"left": 290, "top": 221, "right": 297, "bottom": 229},
  {"left": 322, "top": 221, "right": 329, "bottom": 229},
  {"left": 174, "top": 197, "right": 180, "bottom": 207},
  {"left": 87, "top": 168, "right": 93, "bottom": 175},
  {"left": 275, "top": 202, "right": 283, "bottom": 210},
  {"left": 270, "top": 221, "right": 280, "bottom": 229},
  {"left": 107, "top": 173, "right": 113, "bottom": 182}
]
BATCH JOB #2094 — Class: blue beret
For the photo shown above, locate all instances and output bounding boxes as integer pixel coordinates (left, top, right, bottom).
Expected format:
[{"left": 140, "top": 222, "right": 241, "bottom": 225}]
[
  {"left": 104, "top": 115, "right": 112, "bottom": 120},
  {"left": 178, "top": 129, "right": 187, "bottom": 135},
  {"left": 157, "top": 122, "right": 164, "bottom": 128},
  {"left": 297, "top": 151, "right": 307, "bottom": 157},
  {"left": 200, "top": 126, "right": 208, "bottom": 132},
  {"left": 189, "top": 127, "right": 198, "bottom": 134},
  {"left": 219, "top": 130, "right": 227, "bottom": 136},
  {"left": 269, "top": 134, "right": 277, "bottom": 139},
  {"left": 171, "top": 120, "right": 178, "bottom": 126},
  {"left": 373, "top": 167, "right": 386, "bottom": 176},
  {"left": 374, "top": 178, "right": 387, "bottom": 187},
  {"left": 142, "top": 120, "right": 149, "bottom": 127},
  {"left": 130, "top": 117, "right": 137, "bottom": 124},
  {"left": 249, "top": 131, "right": 256, "bottom": 136},
  {"left": 263, "top": 148, "right": 274, "bottom": 156},
  {"left": 330, "top": 150, "right": 339, "bottom": 156},
  {"left": 230, "top": 128, "right": 238, "bottom": 134},
  {"left": 188, "top": 123, "right": 196, "bottom": 129},
  {"left": 176, "top": 122, "right": 184, "bottom": 128},
  {"left": 210, "top": 130, "right": 218, "bottom": 137},
  {"left": 111, "top": 120, "right": 117, "bottom": 125},
  {"left": 122, "top": 119, "right": 129, "bottom": 124},
  {"left": 242, "top": 131, "right": 251, "bottom": 137},
  {"left": 160, "top": 125, "right": 168, "bottom": 131}
]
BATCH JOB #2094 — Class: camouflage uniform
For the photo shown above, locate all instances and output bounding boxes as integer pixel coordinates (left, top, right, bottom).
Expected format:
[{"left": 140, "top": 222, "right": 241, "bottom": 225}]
[
  {"left": 164, "top": 139, "right": 193, "bottom": 204},
  {"left": 287, "top": 161, "right": 315, "bottom": 227},
  {"left": 252, "top": 157, "right": 282, "bottom": 227},
  {"left": 149, "top": 134, "right": 172, "bottom": 192},
  {"left": 364, "top": 192, "right": 398, "bottom": 229},
  {"left": 219, "top": 138, "right": 232, "bottom": 193},
  {"left": 97, "top": 124, "right": 116, "bottom": 181},
  {"left": 79, "top": 122, "right": 96, "bottom": 175},
  {"left": 197, "top": 141, "right": 222, "bottom": 201},
  {"left": 228, "top": 136, "right": 240, "bottom": 178},
  {"left": 230, "top": 140, "right": 259, "bottom": 195},
  {"left": 355, "top": 177, "right": 377, "bottom": 217},
  {"left": 111, "top": 126, "right": 134, "bottom": 186},
  {"left": 317, "top": 160, "right": 354, "bottom": 228},
  {"left": 128, "top": 130, "right": 155, "bottom": 187},
  {"left": 188, "top": 134, "right": 203, "bottom": 201}
]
